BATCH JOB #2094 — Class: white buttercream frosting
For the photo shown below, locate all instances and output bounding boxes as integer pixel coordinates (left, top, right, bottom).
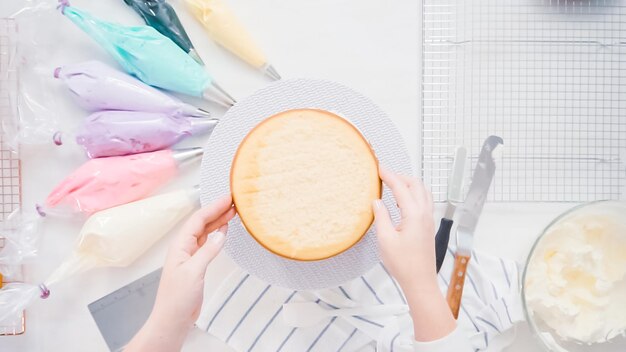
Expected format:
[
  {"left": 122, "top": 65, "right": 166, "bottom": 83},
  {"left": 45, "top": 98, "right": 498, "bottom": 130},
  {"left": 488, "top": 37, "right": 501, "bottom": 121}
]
[{"left": 525, "top": 201, "right": 626, "bottom": 344}]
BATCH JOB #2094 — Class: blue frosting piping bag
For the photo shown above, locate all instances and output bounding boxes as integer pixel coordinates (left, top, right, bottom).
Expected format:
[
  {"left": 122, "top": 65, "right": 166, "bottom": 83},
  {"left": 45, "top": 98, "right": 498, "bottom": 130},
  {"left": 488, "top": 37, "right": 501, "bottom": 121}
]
[{"left": 122, "top": 0, "right": 204, "bottom": 66}]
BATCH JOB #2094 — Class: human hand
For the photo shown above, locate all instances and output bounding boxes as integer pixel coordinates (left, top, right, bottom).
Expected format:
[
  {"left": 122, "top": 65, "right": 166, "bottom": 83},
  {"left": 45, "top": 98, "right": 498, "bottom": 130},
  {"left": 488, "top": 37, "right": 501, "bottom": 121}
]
[
  {"left": 372, "top": 168, "right": 436, "bottom": 289},
  {"left": 372, "top": 168, "right": 456, "bottom": 341},
  {"left": 126, "top": 195, "right": 235, "bottom": 352}
]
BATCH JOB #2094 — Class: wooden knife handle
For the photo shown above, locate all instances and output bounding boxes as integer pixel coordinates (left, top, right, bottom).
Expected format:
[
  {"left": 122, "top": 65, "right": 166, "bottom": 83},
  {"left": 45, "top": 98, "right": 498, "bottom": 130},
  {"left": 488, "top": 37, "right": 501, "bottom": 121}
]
[{"left": 446, "top": 254, "right": 470, "bottom": 319}]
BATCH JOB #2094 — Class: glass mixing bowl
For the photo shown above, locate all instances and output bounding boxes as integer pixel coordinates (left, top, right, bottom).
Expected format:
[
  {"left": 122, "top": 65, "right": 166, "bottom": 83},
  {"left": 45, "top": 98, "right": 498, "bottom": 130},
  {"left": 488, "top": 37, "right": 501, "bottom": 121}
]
[{"left": 522, "top": 201, "right": 626, "bottom": 352}]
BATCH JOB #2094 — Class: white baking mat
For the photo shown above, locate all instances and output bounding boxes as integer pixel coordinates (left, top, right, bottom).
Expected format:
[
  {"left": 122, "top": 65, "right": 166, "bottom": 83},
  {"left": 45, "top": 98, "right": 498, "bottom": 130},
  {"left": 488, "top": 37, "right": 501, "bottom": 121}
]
[{"left": 199, "top": 79, "right": 411, "bottom": 290}]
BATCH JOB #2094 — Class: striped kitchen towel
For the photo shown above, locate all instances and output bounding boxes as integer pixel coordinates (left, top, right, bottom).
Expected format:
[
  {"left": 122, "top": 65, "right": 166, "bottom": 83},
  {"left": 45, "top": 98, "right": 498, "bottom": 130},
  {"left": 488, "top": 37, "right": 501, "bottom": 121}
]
[{"left": 195, "top": 248, "right": 523, "bottom": 352}]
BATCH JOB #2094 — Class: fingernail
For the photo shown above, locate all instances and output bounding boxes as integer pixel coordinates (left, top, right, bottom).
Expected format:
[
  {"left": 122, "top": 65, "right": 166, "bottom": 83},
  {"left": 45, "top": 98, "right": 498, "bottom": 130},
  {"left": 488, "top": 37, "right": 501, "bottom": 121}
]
[
  {"left": 373, "top": 199, "right": 383, "bottom": 210},
  {"left": 211, "top": 231, "right": 225, "bottom": 244}
]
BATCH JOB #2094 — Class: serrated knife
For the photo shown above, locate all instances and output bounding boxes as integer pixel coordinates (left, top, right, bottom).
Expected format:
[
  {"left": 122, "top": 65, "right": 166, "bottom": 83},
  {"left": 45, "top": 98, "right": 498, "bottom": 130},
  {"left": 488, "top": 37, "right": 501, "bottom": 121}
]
[{"left": 446, "top": 135, "right": 503, "bottom": 319}]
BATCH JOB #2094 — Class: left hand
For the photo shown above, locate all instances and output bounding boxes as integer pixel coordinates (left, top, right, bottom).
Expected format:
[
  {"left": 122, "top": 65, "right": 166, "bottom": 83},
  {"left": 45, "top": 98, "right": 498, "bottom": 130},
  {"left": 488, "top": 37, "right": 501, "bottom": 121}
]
[
  {"left": 372, "top": 168, "right": 437, "bottom": 289},
  {"left": 126, "top": 195, "right": 236, "bottom": 351},
  {"left": 372, "top": 168, "right": 456, "bottom": 342}
]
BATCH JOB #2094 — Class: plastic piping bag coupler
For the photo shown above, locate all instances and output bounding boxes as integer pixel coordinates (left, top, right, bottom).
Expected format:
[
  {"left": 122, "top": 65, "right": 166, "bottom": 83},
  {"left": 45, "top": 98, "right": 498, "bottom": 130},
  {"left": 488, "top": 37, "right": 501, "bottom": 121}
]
[{"left": 45, "top": 187, "right": 200, "bottom": 286}]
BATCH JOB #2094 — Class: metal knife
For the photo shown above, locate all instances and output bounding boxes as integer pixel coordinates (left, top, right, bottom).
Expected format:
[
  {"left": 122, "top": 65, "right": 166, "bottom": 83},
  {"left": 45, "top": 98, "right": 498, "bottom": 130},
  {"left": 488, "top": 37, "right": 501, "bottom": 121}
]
[
  {"left": 446, "top": 135, "right": 503, "bottom": 319},
  {"left": 435, "top": 146, "right": 467, "bottom": 273}
]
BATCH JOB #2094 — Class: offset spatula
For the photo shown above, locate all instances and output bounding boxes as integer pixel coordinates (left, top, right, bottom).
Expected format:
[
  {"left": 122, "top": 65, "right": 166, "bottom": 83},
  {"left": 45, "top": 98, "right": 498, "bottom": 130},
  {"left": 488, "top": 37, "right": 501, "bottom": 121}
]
[
  {"left": 446, "top": 136, "right": 502, "bottom": 319},
  {"left": 435, "top": 146, "right": 467, "bottom": 273}
]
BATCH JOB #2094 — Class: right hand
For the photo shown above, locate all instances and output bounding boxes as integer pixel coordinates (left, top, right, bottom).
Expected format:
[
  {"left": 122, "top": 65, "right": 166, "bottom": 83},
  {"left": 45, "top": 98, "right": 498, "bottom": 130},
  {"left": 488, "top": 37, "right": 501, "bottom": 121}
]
[{"left": 372, "top": 167, "right": 437, "bottom": 289}]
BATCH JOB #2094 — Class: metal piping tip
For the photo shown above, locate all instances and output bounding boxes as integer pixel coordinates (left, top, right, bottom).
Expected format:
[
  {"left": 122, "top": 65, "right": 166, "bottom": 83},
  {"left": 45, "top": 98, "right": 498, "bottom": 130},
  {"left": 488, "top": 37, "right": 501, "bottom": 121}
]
[
  {"left": 180, "top": 104, "right": 211, "bottom": 118},
  {"left": 190, "top": 117, "right": 219, "bottom": 134},
  {"left": 194, "top": 108, "right": 212, "bottom": 118},
  {"left": 172, "top": 147, "right": 204, "bottom": 166},
  {"left": 189, "top": 48, "right": 205, "bottom": 66},
  {"left": 263, "top": 64, "right": 281, "bottom": 81},
  {"left": 188, "top": 185, "right": 201, "bottom": 200},
  {"left": 181, "top": 104, "right": 211, "bottom": 117},
  {"left": 202, "top": 81, "right": 237, "bottom": 108}
]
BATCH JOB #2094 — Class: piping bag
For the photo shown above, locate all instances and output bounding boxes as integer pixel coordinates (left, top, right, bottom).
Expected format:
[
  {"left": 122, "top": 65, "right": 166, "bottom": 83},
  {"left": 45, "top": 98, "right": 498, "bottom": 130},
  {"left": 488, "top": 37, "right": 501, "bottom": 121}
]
[
  {"left": 0, "top": 210, "right": 42, "bottom": 279},
  {"left": 183, "top": 0, "right": 281, "bottom": 80},
  {"left": 53, "top": 110, "right": 217, "bottom": 158},
  {"left": 54, "top": 61, "right": 211, "bottom": 118},
  {"left": 122, "top": 0, "right": 204, "bottom": 66},
  {"left": 40, "top": 147, "right": 203, "bottom": 216},
  {"left": 0, "top": 187, "right": 200, "bottom": 322},
  {"left": 57, "top": 1, "right": 236, "bottom": 107}
]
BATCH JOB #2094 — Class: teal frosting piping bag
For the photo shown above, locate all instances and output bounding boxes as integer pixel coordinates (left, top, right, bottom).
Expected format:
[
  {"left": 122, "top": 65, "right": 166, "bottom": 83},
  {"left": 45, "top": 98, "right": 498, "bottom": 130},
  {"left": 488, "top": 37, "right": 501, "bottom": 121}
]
[{"left": 58, "top": 1, "right": 235, "bottom": 107}]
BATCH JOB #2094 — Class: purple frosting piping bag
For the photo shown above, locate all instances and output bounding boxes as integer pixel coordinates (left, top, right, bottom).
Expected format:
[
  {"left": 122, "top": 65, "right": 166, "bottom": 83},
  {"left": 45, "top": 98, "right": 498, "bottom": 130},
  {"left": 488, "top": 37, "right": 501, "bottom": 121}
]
[
  {"left": 54, "top": 111, "right": 217, "bottom": 158},
  {"left": 54, "top": 61, "right": 211, "bottom": 118}
]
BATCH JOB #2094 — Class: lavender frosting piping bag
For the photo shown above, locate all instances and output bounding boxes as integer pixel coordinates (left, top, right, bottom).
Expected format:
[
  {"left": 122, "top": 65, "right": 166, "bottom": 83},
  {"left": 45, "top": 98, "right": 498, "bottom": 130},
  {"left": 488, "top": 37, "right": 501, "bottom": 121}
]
[
  {"left": 58, "top": 1, "right": 235, "bottom": 107},
  {"left": 54, "top": 61, "right": 210, "bottom": 118},
  {"left": 122, "top": 0, "right": 204, "bottom": 65},
  {"left": 53, "top": 111, "right": 217, "bottom": 158}
]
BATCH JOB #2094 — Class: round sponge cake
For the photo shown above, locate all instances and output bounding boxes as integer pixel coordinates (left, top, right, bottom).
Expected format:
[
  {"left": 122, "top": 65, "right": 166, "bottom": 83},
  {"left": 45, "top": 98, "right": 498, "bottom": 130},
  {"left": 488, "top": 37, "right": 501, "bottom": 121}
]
[{"left": 231, "top": 109, "right": 381, "bottom": 261}]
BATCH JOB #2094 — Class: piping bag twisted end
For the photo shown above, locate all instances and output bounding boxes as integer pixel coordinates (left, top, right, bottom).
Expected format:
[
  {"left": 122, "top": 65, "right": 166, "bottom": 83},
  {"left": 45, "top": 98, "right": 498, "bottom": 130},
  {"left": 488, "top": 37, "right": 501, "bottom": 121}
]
[
  {"left": 57, "top": 0, "right": 70, "bottom": 14},
  {"left": 52, "top": 131, "right": 63, "bottom": 146},
  {"left": 35, "top": 204, "right": 47, "bottom": 217},
  {"left": 39, "top": 284, "right": 50, "bottom": 299}
]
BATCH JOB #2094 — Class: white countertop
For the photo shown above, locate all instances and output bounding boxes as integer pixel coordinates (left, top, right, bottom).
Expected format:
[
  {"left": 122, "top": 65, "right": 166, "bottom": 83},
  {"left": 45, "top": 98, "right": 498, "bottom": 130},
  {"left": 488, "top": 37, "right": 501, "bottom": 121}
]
[{"left": 1, "top": 0, "right": 571, "bottom": 350}]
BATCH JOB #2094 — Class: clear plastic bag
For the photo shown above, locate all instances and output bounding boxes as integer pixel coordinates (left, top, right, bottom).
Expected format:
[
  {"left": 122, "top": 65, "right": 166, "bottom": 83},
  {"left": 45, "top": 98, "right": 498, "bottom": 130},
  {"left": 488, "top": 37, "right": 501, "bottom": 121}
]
[
  {"left": 0, "top": 209, "right": 42, "bottom": 266},
  {"left": 0, "top": 283, "right": 48, "bottom": 323},
  {"left": 1, "top": 0, "right": 64, "bottom": 150}
]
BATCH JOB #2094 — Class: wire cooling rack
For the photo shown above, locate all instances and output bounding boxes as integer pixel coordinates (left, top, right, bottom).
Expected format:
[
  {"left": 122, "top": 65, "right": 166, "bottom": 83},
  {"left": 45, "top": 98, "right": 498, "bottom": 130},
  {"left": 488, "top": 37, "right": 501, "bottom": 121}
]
[
  {"left": 421, "top": 0, "right": 626, "bottom": 202},
  {"left": 0, "top": 18, "right": 20, "bottom": 220},
  {"left": 0, "top": 17, "right": 25, "bottom": 336}
]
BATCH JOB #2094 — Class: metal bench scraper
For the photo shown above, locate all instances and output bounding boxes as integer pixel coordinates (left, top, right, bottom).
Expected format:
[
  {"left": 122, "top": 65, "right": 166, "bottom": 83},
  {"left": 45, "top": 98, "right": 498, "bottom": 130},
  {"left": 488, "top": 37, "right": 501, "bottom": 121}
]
[{"left": 88, "top": 269, "right": 162, "bottom": 352}]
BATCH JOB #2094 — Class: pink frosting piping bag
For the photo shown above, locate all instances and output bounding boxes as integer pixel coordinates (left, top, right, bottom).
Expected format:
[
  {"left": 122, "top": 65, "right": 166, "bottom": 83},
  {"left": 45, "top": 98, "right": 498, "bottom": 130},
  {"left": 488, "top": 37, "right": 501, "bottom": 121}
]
[{"left": 42, "top": 147, "right": 203, "bottom": 215}]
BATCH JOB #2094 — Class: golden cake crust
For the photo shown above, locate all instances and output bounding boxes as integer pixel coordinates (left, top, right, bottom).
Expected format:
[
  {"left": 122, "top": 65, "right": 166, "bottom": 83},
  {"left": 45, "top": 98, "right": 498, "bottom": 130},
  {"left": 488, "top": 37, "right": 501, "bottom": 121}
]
[{"left": 230, "top": 109, "right": 381, "bottom": 261}]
